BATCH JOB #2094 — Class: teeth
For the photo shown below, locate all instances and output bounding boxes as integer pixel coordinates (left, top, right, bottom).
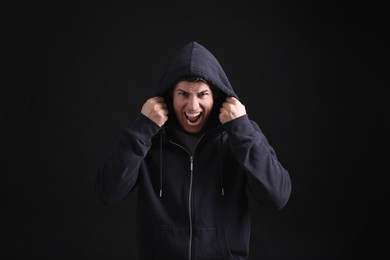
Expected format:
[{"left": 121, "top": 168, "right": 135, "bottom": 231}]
[{"left": 185, "top": 112, "right": 201, "bottom": 117}]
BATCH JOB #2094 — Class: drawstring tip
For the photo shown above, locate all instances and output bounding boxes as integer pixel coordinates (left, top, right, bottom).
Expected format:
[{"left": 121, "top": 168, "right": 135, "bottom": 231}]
[
  {"left": 221, "top": 188, "right": 225, "bottom": 197},
  {"left": 159, "top": 189, "right": 163, "bottom": 198}
]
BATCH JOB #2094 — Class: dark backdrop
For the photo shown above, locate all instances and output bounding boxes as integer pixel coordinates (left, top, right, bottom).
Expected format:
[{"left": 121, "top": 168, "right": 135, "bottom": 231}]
[{"left": 2, "top": 2, "right": 388, "bottom": 259}]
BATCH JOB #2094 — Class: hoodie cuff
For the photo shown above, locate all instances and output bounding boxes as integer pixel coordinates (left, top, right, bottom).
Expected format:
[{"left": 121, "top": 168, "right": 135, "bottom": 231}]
[
  {"left": 222, "top": 115, "right": 255, "bottom": 137},
  {"left": 126, "top": 113, "right": 162, "bottom": 142}
]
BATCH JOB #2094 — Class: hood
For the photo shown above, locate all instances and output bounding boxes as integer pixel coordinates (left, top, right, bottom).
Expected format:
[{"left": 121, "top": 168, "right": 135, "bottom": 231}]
[
  {"left": 154, "top": 41, "right": 239, "bottom": 134},
  {"left": 155, "top": 41, "right": 238, "bottom": 99}
]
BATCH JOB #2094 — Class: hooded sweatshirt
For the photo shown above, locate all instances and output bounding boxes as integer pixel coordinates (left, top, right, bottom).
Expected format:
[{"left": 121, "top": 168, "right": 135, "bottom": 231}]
[{"left": 96, "top": 41, "right": 292, "bottom": 260}]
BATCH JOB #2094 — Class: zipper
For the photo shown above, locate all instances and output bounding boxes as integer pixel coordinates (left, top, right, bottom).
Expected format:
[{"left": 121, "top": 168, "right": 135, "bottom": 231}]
[
  {"left": 188, "top": 156, "right": 194, "bottom": 260},
  {"left": 169, "top": 134, "right": 204, "bottom": 260}
]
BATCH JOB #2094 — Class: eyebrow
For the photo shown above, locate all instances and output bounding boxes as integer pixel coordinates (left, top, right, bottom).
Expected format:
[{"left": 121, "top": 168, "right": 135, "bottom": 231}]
[{"left": 176, "top": 89, "right": 210, "bottom": 94}]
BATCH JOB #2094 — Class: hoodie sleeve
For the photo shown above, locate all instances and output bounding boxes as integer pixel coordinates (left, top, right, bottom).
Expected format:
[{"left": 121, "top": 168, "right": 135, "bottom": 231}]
[
  {"left": 95, "top": 113, "right": 161, "bottom": 206},
  {"left": 223, "top": 115, "right": 292, "bottom": 209}
]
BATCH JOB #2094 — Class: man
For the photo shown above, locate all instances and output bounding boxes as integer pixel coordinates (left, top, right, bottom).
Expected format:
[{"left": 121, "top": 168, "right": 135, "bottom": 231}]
[{"left": 96, "top": 41, "right": 292, "bottom": 259}]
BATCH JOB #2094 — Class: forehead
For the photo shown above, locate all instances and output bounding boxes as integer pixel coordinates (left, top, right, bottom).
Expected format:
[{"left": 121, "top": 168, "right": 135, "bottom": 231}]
[{"left": 173, "top": 81, "right": 211, "bottom": 92}]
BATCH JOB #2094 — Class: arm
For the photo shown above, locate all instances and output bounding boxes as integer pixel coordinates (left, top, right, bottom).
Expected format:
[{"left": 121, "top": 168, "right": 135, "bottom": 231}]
[
  {"left": 220, "top": 97, "right": 291, "bottom": 209},
  {"left": 95, "top": 97, "right": 168, "bottom": 206}
]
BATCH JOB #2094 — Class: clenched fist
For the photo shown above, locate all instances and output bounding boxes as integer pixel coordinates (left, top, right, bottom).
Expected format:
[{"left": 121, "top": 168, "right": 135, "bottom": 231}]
[
  {"left": 219, "top": 97, "right": 246, "bottom": 124},
  {"left": 141, "top": 97, "right": 168, "bottom": 127}
]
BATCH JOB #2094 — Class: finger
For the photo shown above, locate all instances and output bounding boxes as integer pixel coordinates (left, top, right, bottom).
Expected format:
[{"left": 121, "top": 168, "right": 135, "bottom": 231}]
[
  {"left": 222, "top": 102, "right": 234, "bottom": 110},
  {"left": 151, "top": 96, "right": 164, "bottom": 103},
  {"left": 151, "top": 98, "right": 167, "bottom": 109},
  {"left": 220, "top": 106, "right": 228, "bottom": 112},
  {"left": 226, "top": 96, "right": 238, "bottom": 104}
]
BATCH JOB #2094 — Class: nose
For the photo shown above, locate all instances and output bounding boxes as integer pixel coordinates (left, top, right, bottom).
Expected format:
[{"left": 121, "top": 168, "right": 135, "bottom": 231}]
[{"left": 187, "top": 95, "right": 200, "bottom": 111}]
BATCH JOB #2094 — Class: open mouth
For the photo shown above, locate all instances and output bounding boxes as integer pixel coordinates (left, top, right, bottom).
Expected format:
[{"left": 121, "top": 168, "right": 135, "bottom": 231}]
[{"left": 185, "top": 112, "right": 202, "bottom": 124}]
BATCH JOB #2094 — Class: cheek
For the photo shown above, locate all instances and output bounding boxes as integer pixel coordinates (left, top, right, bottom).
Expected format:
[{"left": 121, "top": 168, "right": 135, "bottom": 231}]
[
  {"left": 203, "top": 99, "right": 214, "bottom": 111},
  {"left": 173, "top": 96, "right": 184, "bottom": 107}
]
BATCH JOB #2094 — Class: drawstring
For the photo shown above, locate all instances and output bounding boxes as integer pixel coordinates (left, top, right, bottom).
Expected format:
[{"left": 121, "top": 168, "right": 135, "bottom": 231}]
[
  {"left": 159, "top": 130, "right": 163, "bottom": 198},
  {"left": 220, "top": 131, "right": 225, "bottom": 197}
]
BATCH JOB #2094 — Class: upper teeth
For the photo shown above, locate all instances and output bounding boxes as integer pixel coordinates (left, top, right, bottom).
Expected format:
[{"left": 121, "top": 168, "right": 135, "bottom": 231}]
[{"left": 186, "top": 112, "right": 200, "bottom": 117}]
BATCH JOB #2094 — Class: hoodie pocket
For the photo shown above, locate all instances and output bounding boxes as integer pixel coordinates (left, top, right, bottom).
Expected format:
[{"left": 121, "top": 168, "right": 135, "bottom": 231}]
[
  {"left": 193, "top": 226, "right": 233, "bottom": 260},
  {"left": 149, "top": 225, "right": 233, "bottom": 260},
  {"left": 148, "top": 225, "right": 188, "bottom": 259}
]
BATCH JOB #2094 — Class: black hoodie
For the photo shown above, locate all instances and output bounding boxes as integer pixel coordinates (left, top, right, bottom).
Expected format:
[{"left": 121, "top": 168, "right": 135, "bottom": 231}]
[{"left": 96, "top": 41, "right": 292, "bottom": 260}]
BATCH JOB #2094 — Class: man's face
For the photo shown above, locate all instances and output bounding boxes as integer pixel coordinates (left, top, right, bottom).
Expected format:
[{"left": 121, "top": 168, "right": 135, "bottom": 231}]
[{"left": 172, "top": 81, "right": 214, "bottom": 134}]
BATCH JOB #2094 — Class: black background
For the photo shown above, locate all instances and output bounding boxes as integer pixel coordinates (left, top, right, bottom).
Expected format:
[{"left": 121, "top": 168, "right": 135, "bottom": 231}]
[{"left": 2, "top": 1, "right": 388, "bottom": 259}]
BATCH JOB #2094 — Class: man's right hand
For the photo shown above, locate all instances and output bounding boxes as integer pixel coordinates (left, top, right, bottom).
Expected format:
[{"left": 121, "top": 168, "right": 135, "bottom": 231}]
[{"left": 141, "top": 97, "right": 168, "bottom": 127}]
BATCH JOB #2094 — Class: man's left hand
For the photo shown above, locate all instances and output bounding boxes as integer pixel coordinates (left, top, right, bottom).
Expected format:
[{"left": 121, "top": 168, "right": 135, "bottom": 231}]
[{"left": 219, "top": 97, "right": 246, "bottom": 124}]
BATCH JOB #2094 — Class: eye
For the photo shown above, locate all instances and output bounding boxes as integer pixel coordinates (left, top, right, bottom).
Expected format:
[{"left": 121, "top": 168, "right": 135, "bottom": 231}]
[
  {"left": 178, "top": 91, "right": 188, "bottom": 97},
  {"left": 198, "top": 91, "right": 209, "bottom": 97}
]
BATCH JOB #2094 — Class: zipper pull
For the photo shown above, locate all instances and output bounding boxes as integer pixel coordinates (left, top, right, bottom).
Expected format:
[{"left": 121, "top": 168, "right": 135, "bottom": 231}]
[{"left": 190, "top": 156, "right": 193, "bottom": 172}]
